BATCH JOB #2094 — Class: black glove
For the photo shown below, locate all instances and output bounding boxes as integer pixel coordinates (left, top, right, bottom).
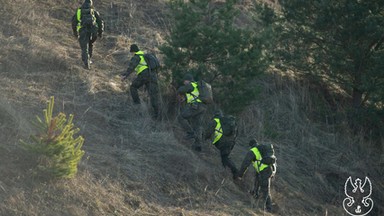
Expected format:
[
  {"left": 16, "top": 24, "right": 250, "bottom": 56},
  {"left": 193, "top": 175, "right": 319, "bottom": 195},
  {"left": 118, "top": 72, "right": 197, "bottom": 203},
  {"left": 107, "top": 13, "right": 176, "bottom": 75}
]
[
  {"left": 73, "top": 31, "right": 78, "bottom": 38},
  {"left": 98, "top": 32, "right": 103, "bottom": 38}
]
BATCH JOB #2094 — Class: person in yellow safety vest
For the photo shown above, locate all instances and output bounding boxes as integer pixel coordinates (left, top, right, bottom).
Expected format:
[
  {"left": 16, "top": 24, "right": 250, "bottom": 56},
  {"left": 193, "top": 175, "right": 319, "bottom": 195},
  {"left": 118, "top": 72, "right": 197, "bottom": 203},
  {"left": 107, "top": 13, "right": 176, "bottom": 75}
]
[
  {"left": 204, "top": 110, "right": 238, "bottom": 179},
  {"left": 121, "top": 44, "right": 160, "bottom": 119},
  {"left": 236, "top": 139, "right": 277, "bottom": 213},
  {"left": 71, "top": 0, "right": 104, "bottom": 69},
  {"left": 177, "top": 73, "right": 207, "bottom": 152}
]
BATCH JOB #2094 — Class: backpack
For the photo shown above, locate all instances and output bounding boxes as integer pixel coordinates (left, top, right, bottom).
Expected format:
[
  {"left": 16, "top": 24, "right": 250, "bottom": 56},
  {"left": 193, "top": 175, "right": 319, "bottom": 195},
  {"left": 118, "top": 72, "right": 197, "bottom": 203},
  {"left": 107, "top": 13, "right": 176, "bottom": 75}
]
[
  {"left": 220, "top": 115, "right": 237, "bottom": 136},
  {"left": 143, "top": 53, "right": 160, "bottom": 71},
  {"left": 197, "top": 80, "right": 213, "bottom": 104},
  {"left": 259, "top": 143, "right": 276, "bottom": 165},
  {"left": 80, "top": 7, "right": 96, "bottom": 28}
]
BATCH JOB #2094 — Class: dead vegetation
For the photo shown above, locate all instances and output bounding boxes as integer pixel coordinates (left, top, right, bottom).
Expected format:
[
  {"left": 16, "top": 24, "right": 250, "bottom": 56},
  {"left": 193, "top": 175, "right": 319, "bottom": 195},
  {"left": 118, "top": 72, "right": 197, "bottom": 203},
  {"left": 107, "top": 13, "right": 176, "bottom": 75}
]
[{"left": 0, "top": 0, "right": 382, "bottom": 216}]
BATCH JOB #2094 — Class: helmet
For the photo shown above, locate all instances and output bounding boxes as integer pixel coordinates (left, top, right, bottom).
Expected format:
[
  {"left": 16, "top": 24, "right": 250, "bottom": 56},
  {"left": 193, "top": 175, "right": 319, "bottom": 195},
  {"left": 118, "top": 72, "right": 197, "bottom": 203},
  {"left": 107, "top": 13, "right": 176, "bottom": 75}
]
[
  {"left": 213, "top": 109, "right": 223, "bottom": 118},
  {"left": 82, "top": 0, "right": 93, "bottom": 8},
  {"left": 249, "top": 138, "right": 258, "bottom": 147},
  {"left": 130, "top": 44, "right": 139, "bottom": 52},
  {"left": 183, "top": 73, "right": 194, "bottom": 81}
]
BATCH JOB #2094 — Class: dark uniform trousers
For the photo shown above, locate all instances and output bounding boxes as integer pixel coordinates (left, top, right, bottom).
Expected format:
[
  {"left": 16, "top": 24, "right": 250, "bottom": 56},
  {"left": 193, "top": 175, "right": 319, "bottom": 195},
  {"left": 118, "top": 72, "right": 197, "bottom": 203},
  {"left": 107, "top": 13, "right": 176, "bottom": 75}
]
[
  {"left": 79, "top": 28, "right": 98, "bottom": 67},
  {"left": 130, "top": 69, "right": 160, "bottom": 117},
  {"left": 254, "top": 166, "right": 273, "bottom": 211},
  {"left": 178, "top": 103, "right": 206, "bottom": 150},
  {"left": 216, "top": 141, "right": 238, "bottom": 177}
]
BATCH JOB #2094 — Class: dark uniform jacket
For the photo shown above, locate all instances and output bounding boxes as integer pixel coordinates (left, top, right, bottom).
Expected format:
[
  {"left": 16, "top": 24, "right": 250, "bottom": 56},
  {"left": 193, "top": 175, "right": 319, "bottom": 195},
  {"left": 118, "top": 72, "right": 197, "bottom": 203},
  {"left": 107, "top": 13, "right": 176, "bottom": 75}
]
[
  {"left": 204, "top": 118, "right": 237, "bottom": 155},
  {"left": 71, "top": 6, "right": 104, "bottom": 37},
  {"left": 177, "top": 82, "right": 206, "bottom": 119},
  {"left": 238, "top": 144, "right": 275, "bottom": 177},
  {"left": 237, "top": 150, "right": 257, "bottom": 177},
  {"left": 176, "top": 83, "right": 195, "bottom": 96},
  {"left": 122, "top": 54, "right": 142, "bottom": 77}
]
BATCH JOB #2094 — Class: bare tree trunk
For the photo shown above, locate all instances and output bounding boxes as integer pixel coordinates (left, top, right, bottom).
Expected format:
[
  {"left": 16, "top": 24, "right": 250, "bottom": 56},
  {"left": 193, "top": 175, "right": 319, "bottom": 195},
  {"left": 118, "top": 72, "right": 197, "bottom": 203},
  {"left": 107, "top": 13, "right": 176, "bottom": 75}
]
[
  {"left": 352, "top": 87, "right": 363, "bottom": 109},
  {"left": 349, "top": 65, "right": 363, "bottom": 133}
]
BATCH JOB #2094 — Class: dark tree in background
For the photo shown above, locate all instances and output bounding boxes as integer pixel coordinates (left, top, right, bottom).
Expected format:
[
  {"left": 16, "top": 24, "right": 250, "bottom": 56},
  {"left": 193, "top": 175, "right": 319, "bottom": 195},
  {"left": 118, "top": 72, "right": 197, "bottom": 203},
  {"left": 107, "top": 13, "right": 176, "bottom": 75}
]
[
  {"left": 160, "top": 0, "right": 273, "bottom": 113},
  {"left": 271, "top": 0, "right": 384, "bottom": 135}
]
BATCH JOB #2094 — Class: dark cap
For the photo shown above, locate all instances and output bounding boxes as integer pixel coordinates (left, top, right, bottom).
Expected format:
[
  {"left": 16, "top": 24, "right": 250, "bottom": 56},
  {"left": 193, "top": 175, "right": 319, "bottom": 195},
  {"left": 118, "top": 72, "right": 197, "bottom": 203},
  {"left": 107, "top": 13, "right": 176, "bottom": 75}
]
[
  {"left": 82, "top": 0, "right": 93, "bottom": 8},
  {"left": 249, "top": 138, "right": 258, "bottom": 147},
  {"left": 183, "top": 73, "right": 194, "bottom": 81},
  {"left": 214, "top": 109, "right": 223, "bottom": 118},
  {"left": 130, "top": 44, "right": 139, "bottom": 52}
]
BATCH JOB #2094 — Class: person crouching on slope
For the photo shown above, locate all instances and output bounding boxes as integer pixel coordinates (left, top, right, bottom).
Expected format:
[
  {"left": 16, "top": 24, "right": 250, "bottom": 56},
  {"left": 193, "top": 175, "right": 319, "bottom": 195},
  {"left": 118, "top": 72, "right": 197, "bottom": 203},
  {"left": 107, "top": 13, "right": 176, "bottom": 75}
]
[
  {"left": 236, "top": 139, "right": 277, "bottom": 213},
  {"left": 204, "top": 110, "right": 238, "bottom": 179},
  {"left": 177, "top": 73, "right": 207, "bottom": 152},
  {"left": 120, "top": 44, "right": 160, "bottom": 119}
]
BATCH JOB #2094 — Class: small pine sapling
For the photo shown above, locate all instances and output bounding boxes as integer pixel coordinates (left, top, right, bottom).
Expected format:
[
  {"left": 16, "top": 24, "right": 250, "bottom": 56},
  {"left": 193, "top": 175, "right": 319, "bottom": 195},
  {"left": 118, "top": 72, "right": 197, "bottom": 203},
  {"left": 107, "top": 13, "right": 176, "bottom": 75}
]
[{"left": 21, "top": 96, "right": 85, "bottom": 178}]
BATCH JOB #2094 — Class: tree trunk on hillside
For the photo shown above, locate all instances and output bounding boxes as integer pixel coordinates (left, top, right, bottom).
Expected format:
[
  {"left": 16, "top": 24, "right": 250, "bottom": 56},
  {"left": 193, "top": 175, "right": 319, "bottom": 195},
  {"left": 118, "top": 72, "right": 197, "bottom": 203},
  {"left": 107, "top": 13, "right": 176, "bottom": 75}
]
[
  {"left": 352, "top": 87, "right": 363, "bottom": 109},
  {"left": 352, "top": 66, "right": 363, "bottom": 109},
  {"left": 350, "top": 65, "right": 364, "bottom": 132}
]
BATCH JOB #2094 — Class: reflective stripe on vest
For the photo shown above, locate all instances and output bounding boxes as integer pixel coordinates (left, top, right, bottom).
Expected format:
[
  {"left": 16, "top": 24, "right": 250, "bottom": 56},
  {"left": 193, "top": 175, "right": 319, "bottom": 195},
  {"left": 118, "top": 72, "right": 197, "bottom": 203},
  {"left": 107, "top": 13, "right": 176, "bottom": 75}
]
[
  {"left": 213, "top": 118, "right": 223, "bottom": 144},
  {"left": 186, "top": 82, "right": 201, "bottom": 103},
  {"left": 76, "top": 8, "right": 96, "bottom": 32},
  {"left": 250, "top": 147, "right": 269, "bottom": 173},
  {"left": 135, "top": 51, "right": 148, "bottom": 75}
]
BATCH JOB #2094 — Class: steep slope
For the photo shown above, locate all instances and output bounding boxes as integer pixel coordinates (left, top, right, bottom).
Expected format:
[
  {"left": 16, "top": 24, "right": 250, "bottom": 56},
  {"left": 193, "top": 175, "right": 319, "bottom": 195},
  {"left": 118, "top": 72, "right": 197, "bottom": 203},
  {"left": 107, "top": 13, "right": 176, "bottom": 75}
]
[{"left": 0, "top": 1, "right": 382, "bottom": 216}]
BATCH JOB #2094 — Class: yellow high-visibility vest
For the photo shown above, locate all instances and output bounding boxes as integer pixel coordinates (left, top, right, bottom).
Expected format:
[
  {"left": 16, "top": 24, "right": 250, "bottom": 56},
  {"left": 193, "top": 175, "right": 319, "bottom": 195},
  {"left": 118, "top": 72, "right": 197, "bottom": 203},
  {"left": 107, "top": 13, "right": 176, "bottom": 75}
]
[
  {"left": 76, "top": 8, "right": 96, "bottom": 32},
  {"left": 134, "top": 51, "right": 148, "bottom": 75},
  {"left": 251, "top": 147, "right": 269, "bottom": 173},
  {"left": 213, "top": 118, "right": 223, "bottom": 144},
  {"left": 186, "top": 82, "right": 201, "bottom": 103}
]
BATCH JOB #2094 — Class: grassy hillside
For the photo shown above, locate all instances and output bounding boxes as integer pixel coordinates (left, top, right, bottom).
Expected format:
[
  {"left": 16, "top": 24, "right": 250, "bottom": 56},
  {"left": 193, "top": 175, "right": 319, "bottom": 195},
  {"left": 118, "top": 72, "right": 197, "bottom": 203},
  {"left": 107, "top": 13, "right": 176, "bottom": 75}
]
[{"left": 0, "top": 0, "right": 382, "bottom": 215}]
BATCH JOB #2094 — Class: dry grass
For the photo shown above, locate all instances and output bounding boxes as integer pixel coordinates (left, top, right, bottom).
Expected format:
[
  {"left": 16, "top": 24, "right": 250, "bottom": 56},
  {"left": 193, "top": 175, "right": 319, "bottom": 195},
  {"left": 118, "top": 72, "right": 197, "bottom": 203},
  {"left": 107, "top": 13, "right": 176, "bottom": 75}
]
[
  {"left": 238, "top": 70, "right": 384, "bottom": 215},
  {"left": 0, "top": 0, "right": 382, "bottom": 216}
]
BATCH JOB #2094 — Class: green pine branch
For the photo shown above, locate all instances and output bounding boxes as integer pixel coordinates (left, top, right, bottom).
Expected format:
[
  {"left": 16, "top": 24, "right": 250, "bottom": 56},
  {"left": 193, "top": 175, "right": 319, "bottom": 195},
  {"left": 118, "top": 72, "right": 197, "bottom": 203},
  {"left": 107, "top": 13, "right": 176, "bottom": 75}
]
[{"left": 21, "top": 96, "right": 85, "bottom": 179}]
